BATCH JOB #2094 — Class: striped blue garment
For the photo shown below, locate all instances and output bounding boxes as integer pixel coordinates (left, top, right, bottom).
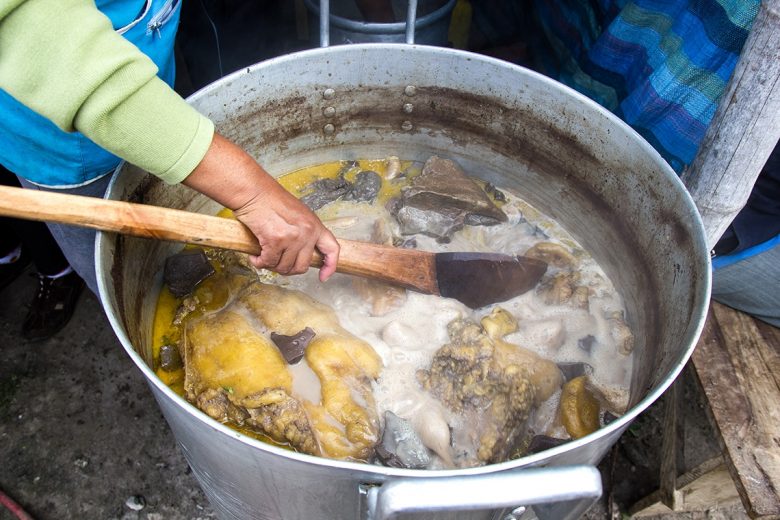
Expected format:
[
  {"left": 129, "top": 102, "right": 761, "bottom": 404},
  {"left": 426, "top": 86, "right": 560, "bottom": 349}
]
[{"left": 528, "top": 0, "right": 760, "bottom": 173}]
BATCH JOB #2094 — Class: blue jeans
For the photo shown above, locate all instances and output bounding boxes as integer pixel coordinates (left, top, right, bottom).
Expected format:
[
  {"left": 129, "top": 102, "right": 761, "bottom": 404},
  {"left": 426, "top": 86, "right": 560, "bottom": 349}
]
[
  {"left": 712, "top": 243, "right": 780, "bottom": 327},
  {"left": 19, "top": 174, "right": 113, "bottom": 296}
]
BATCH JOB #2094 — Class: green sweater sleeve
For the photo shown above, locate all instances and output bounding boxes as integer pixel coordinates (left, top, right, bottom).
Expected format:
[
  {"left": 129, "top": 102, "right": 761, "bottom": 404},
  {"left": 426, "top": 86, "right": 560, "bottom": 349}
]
[{"left": 0, "top": 0, "right": 214, "bottom": 184}]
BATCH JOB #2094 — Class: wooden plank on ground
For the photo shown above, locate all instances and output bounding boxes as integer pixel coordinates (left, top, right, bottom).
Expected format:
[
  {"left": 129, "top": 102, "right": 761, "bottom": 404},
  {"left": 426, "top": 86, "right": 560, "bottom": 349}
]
[
  {"left": 755, "top": 319, "right": 780, "bottom": 390},
  {"left": 691, "top": 302, "right": 780, "bottom": 518},
  {"left": 631, "top": 458, "right": 742, "bottom": 517}
]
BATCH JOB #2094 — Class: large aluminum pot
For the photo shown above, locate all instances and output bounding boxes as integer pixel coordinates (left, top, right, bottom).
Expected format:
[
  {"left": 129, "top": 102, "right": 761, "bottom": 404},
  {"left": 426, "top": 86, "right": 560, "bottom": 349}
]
[{"left": 96, "top": 44, "right": 711, "bottom": 520}]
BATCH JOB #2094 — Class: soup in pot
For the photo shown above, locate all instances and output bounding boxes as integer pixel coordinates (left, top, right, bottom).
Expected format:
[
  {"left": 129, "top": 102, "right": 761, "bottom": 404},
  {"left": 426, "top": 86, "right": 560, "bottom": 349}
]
[{"left": 151, "top": 155, "right": 634, "bottom": 469}]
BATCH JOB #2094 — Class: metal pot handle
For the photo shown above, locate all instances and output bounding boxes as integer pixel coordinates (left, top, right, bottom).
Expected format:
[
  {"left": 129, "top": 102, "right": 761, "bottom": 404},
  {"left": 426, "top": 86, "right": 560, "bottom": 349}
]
[
  {"left": 319, "top": 0, "right": 419, "bottom": 47},
  {"left": 364, "top": 465, "right": 602, "bottom": 520}
]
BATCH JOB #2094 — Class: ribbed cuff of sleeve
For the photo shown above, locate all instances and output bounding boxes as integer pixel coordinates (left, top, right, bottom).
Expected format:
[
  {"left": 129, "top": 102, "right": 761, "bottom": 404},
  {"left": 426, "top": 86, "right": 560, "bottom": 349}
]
[
  {"left": 75, "top": 75, "right": 215, "bottom": 184},
  {"left": 157, "top": 113, "right": 215, "bottom": 184}
]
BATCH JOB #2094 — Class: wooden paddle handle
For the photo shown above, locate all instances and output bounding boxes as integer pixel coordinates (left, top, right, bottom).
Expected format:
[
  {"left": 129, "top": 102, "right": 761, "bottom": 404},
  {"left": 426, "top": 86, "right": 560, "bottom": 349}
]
[
  {"left": 0, "top": 185, "right": 438, "bottom": 293},
  {"left": 0, "top": 184, "right": 263, "bottom": 254}
]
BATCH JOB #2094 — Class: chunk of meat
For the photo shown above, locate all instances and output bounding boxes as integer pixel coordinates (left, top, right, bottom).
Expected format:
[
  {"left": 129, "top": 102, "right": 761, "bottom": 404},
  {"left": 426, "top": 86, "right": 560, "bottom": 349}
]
[
  {"left": 608, "top": 311, "right": 635, "bottom": 355},
  {"left": 417, "top": 312, "right": 562, "bottom": 464},
  {"left": 300, "top": 163, "right": 382, "bottom": 210},
  {"left": 376, "top": 411, "right": 431, "bottom": 469},
  {"left": 183, "top": 282, "right": 383, "bottom": 461},
  {"left": 559, "top": 376, "right": 601, "bottom": 439},
  {"left": 481, "top": 308, "right": 564, "bottom": 404},
  {"left": 300, "top": 176, "right": 352, "bottom": 210},
  {"left": 164, "top": 249, "right": 215, "bottom": 297},
  {"left": 396, "top": 206, "right": 463, "bottom": 241},
  {"left": 303, "top": 333, "right": 381, "bottom": 460},
  {"left": 185, "top": 309, "right": 319, "bottom": 453},
  {"left": 392, "top": 156, "right": 507, "bottom": 241},
  {"left": 537, "top": 271, "right": 589, "bottom": 309},
  {"left": 344, "top": 170, "right": 382, "bottom": 202},
  {"left": 384, "top": 156, "right": 402, "bottom": 179},
  {"left": 524, "top": 242, "right": 578, "bottom": 269}
]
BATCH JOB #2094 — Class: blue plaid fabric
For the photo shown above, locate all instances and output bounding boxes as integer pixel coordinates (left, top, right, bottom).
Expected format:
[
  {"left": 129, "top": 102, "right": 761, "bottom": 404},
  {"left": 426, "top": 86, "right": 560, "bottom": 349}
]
[
  {"left": 526, "top": 0, "right": 760, "bottom": 173},
  {"left": 471, "top": 1, "right": 776, "bottom": 261}
]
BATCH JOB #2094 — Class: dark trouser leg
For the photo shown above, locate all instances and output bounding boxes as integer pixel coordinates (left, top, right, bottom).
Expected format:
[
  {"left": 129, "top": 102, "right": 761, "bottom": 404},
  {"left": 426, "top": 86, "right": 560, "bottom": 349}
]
[
  {"left": 17, "top": 173, "right": 112, "bottom": 295},
  {"left": 0, "top": 164, "right": 69, "bottom": 275},
  {"left": 0, "top": 218, "right": 21, "bottom": 257}
]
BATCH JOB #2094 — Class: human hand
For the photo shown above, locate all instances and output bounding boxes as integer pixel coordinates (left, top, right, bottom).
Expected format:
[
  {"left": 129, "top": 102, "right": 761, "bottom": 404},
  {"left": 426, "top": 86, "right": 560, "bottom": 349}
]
[
  {"left": 183, "top": 133, "right": 340, "bottom": 281},
  {"left": 232, "top": 177, "right": 340, "bottom": 281}
]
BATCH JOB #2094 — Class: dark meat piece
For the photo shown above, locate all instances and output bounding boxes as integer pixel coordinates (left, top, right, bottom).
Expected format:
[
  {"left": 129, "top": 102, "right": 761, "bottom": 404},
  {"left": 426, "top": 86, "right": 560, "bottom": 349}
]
[
  {"left": 557, "top": 361, "right": 594, "bottom": 382},
  {"left": 484, "top": 182, "right": 507, "bottom": 202},
  {"left": 394, "top": 205, "right": 464, "bottom": 243},
  {"left": 300, "top": 163, "right": 381, "bottom": 210},
  {"left": 159, "top": 343, "right": 183, "bottom": 372},
  {"left": 408, "top": 157, "right": 507, "bottom": 222},
  {"left": 391, "top": 156, "right": 507, "bottom": 241},
  {"left": 526, "top": 435, "right": 568, "bottom": 454},
  {"left": 376, "top": 411, "right": 431, "bottom": 469},
  {"left": 577, "top": 335, "right": 596, "bottom": 355},
  {"left": 374, "top": 445, "right": 406, "bottom": 468},
  {"left": 164, "top": 250, "right": 215, "bottom": 298},
  {"left": 465, "top": 213, "right": 505, "bottom": 226},
  {"left": 344, "top": 170, "right": 382, "bottom": 203},
  {"left": 271, "top": 327, "right": 316, "bottom": 364},
  {"left": 300, "top": 176, "right": 352, "bottom": 210}
]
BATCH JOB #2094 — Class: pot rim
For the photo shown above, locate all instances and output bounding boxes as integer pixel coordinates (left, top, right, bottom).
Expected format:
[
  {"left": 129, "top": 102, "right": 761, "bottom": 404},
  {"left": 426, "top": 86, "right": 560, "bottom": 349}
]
[{"left": 96, "top": 43, "right": 712, "bottom": 477}]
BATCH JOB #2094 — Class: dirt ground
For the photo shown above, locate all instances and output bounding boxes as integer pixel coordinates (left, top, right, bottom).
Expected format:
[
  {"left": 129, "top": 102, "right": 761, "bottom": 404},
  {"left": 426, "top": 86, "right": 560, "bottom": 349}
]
[
  {"left": 0, "top": 265, "right": 749, "bottom": 520},
  {"left": 0, "top": 273, "right": 215, "bottom": 520}
]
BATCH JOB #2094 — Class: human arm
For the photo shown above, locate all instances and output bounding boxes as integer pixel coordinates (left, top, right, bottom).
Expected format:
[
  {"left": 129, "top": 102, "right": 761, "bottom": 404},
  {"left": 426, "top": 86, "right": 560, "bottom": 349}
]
[
  {"left": 0, "top": 0, "right": 339, "bottom": 279},
  {"left": 183, "top": 134, "right": 339, "bottom": 280}
]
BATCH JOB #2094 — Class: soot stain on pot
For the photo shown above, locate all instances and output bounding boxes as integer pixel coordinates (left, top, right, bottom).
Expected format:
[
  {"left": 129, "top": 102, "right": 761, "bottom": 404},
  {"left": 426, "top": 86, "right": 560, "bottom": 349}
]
[
  {"left": 111, "top": 175, "right": 158, "bottom": 336},
  {"left": 221, "top": 85, "right": 601, "bottom": 179},
  {"left": 229, "top": 94, "right": 311, "bottom": 149}
]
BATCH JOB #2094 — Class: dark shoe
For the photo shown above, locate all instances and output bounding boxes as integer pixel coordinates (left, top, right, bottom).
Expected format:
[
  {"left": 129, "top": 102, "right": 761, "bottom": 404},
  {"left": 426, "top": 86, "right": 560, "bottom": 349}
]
[
  {"left": 0, "top": 249, "right": 30, "bottom": 293},
  {"left": 22, "top": 271, "right": 84, "bottom": 341}
]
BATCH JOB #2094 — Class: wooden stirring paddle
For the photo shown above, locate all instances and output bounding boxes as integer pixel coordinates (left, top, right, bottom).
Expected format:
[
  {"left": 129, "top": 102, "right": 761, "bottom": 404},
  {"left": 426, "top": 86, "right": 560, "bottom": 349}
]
[{"left": 0, "top": 185, "right": 546, "bottom": 308}]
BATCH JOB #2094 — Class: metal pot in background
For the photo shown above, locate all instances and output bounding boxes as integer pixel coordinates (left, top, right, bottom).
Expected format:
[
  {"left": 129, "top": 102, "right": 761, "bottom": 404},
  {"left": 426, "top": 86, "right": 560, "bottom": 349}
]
[
  {"left": 304, "top": 0, "right": 456, "bottom": 46},
  {"left": 96, "top": 44, "right": 711, "bottom": 520}
]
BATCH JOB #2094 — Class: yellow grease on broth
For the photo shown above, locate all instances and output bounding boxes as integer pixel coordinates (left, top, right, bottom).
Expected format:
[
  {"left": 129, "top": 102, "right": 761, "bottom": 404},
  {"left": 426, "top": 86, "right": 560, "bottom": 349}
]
[
  {"left": 151, "top": 160, "right": 406, "bottom": 386},
  {"left": 149, "top": 162, "right": 410, "bottom": 446},
  {"left": 279, "top": 159, "right": 419, "bottom": 210},
  {"left": 151, "top": 250, "right": 232, "bottom": 394},
  {"left": 151, "top": 251, "right": 287, "bottom": 447},
  {"left": 151, "top": 286, "right": 182, "bottom": 390}
]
